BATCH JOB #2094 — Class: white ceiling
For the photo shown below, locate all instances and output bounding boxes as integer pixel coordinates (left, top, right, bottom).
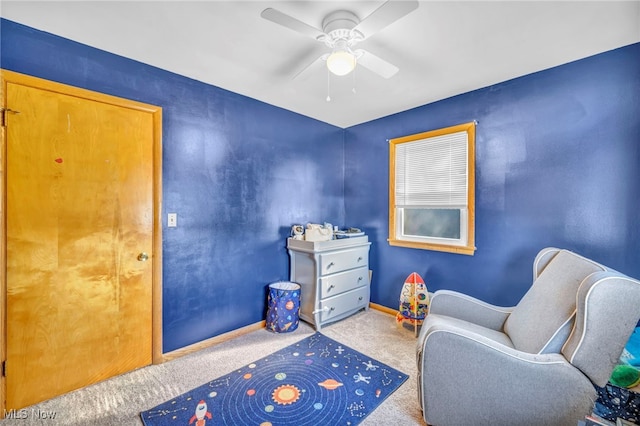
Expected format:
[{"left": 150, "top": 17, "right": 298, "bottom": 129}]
[{"left": 2, "top": 1, "right": 639, "bottom": 128}]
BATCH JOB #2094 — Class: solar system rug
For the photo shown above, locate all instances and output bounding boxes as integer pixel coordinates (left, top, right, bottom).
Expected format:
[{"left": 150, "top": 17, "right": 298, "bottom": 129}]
[{"left": 140, "top": 332, "right": 408, "bottom": 426}]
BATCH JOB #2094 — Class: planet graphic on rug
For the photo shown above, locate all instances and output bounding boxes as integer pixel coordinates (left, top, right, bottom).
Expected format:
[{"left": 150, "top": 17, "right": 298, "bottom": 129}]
[{"left": 318, "top": 378, "right": 343, "bottom": 390}]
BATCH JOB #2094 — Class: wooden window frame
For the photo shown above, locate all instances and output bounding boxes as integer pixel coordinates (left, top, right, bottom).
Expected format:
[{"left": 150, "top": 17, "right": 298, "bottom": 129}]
[{"left": 388, "top": 122, "right": 476, "bottom": 255}]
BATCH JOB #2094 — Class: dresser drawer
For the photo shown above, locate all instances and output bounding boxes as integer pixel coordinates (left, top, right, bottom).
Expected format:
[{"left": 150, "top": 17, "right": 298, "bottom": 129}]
[
  {"left": 318, "top": 246, "right": 369, "bottom": 275},
  {"left": 317, "top": 286, "right": 369, "bottom": 322},
  {"left": 320, "top": 266, "right": 368, "bottom": 298}
]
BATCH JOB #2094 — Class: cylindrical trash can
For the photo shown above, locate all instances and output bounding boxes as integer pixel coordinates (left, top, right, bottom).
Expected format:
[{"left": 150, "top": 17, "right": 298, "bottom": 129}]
[{"left": 266, "top": 281, "right": 301, "bottom": 333}]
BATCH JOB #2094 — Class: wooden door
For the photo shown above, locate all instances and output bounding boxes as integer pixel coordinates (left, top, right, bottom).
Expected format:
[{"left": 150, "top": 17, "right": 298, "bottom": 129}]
[{"left": 1, "top": 70, "right": 162, "bottom": 410}]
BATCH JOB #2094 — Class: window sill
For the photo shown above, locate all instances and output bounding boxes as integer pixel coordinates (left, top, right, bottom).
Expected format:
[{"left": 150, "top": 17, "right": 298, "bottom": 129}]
[{"left": 387, "top": 239, "right": 476, "bottom": 256}]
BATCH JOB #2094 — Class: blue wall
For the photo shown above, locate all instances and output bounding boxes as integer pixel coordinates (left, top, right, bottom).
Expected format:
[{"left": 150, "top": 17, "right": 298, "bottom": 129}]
[
  {"left": 345, "top": 42, "right": 640, "bottom": 308},
  {"left": 1, "top": 19, "right": 345, "bottom": 352},
  {"left": 3, "top": 18, "right": 639, "bottom": 351}
]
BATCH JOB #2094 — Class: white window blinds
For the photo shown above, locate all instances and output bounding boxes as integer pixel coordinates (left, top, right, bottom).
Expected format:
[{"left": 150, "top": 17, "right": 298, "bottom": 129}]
[{"left": 394, "top": 130, "right": 468, "bottom": 208}]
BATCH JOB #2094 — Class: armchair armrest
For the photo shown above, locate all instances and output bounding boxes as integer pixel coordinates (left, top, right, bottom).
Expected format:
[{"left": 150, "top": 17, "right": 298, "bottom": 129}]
[
  {"left": 429, "top": 289, "right": 513, "bottom": 331},
  {"left": 417, "top": 324, "right": 597, "bottom": 425}
]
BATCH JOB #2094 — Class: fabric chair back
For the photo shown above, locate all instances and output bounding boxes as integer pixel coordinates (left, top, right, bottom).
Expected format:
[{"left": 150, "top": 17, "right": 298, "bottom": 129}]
[{"left": 504, "top": 249, "right": 605, "bottom": 354}]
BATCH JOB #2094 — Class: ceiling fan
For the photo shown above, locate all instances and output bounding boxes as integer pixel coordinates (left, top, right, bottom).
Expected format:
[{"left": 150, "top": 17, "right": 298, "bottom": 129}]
[{"left": 260, "top": 1, "right": 419, "bottom": 80}]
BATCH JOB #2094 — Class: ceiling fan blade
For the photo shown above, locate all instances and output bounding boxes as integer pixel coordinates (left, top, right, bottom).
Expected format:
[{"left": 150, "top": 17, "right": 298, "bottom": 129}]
[
  {"left": 355, "top": 49, "right": 399, "bottom": 79},
  {"left": 261, "top": 8, "right": 325, "bottom": 40},
  {"left": 292, "top": 54, "right": 329, "bottom": 80},
  {"left": 354, "top": 0, "right": 419, "bottom": 39}
]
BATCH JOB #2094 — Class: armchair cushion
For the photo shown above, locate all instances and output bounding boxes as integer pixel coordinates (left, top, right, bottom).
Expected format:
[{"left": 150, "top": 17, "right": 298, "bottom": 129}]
[
  {"left": 416, "top": 313, "right": 514, "bottom": 368},
  {"left": 418, "top": 320, "right": 596, "bottom": 425},
  {"left": 504, "top": 249, "right": 605, "bottom": 354}
]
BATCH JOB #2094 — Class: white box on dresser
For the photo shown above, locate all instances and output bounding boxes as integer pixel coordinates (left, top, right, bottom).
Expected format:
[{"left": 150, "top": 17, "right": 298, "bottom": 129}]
[{"left": 287, "top": 236, "right": 371, "bottom": 330}]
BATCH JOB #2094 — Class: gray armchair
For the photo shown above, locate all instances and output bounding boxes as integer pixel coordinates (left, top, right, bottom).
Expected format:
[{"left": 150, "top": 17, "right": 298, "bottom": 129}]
[{"left": 416, "top": 247, "right": 640, "bottom": 425}]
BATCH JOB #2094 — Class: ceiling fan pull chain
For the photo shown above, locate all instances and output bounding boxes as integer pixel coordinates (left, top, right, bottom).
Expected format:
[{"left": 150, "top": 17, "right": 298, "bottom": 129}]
[
  {"left": 352, "top": 63, "right": 357, "bottom": 94},
  {"left": 326, "top": 67, "right": 331, "bottom": 102}
]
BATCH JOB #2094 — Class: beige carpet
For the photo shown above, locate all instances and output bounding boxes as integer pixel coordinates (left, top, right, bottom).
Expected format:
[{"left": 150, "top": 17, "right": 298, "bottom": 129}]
[{"left": 2, "top": 309, "right": 424, "bottom": 425}]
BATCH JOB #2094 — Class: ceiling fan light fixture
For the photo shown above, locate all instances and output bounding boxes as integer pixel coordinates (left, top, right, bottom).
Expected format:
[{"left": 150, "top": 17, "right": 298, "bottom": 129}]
[
  {"left": 326, "top": 45, "right": 356, "bottom": 76},
  {"left": 261, "top": 2, "right": 419, "bottom": 81}
]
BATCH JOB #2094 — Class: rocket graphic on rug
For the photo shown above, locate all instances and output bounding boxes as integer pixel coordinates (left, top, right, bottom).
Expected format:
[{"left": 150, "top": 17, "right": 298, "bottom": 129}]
[{"left": 189, "top": 400, "right": 212, "bottom": 426}]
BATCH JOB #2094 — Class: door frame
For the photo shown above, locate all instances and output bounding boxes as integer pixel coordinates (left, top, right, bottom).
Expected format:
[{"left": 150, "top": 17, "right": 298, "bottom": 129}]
[{"left": 0, "top": 69, "right": 164, "bottom": 413}]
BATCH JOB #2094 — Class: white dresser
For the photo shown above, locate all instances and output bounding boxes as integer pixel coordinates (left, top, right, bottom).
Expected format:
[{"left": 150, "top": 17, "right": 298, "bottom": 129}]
[{"left": 287, "top": 236, "right": 371, "bottom": 330}]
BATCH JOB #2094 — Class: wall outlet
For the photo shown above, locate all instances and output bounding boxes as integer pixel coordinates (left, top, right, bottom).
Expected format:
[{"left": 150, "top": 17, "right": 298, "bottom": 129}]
[{"left": 168, "top": 213, "right": 177, "bottom": 228}]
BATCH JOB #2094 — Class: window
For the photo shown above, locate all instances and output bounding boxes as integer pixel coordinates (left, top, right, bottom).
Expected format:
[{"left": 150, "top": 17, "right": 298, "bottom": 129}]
[{"left": 388, "top": 122, "right": 476, "bottom": 255}]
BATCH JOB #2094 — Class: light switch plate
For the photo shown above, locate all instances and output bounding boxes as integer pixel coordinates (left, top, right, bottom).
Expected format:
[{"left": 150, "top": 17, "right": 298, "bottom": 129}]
[{"left": 168, "top": 213, "right": 177, "bottom": 228}]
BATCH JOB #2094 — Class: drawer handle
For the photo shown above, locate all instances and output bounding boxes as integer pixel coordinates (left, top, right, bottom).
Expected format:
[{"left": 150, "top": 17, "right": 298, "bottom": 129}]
[
  {"left": 327, "top": 262, "right": 335, "bottom": 269},
  {"left": 312, "top": 306, "right": 333, "bottom": 314},
  {"left": 328, "top": 284, "right": 335, "bottom": 291},
  {"left": 358, "top": 276, "right": 363, "bottom": 282},
  {"left": 357, "top": 257, "right": 363, "bottom": 262},
  {"left": 358, "top": 296, "right": 363, "bottom": 301}
]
